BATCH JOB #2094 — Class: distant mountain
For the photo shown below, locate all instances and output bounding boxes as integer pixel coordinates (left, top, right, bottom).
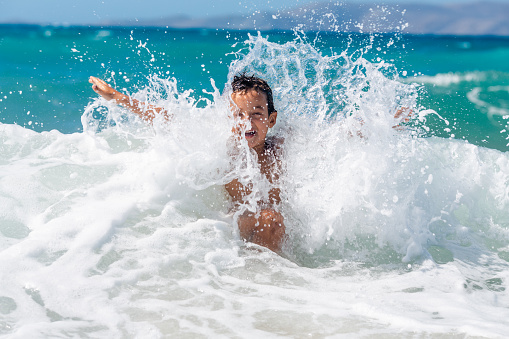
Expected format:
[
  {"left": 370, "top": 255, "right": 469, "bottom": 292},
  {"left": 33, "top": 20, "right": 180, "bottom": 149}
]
[{"left": 108, "top": 1, "right": 509, "bottom": 36}]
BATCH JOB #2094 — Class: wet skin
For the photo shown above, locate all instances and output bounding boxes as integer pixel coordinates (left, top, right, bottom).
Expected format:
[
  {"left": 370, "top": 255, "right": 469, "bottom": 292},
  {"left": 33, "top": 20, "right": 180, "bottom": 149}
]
[{"left": 225, "top": 89, "right": 285, "bottom": 253}]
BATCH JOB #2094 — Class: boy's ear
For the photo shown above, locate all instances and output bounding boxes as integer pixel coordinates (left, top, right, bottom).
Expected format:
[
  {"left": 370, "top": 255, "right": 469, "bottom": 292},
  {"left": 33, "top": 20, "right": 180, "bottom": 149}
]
[{"left": 268, "top": 111, "right": 277, "bottom": 128}]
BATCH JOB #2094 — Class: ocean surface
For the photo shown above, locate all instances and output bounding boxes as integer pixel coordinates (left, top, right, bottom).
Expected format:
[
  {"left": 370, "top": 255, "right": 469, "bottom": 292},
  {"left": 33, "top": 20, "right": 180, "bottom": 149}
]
[{"left": 1, "top": 23, "right": 509, "bottom": 338}]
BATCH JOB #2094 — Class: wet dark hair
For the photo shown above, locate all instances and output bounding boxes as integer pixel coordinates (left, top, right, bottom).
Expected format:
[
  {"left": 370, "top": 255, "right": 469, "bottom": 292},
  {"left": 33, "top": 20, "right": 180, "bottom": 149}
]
[{"left": 231, "top": 73, "right": 276, "bottom": 115}]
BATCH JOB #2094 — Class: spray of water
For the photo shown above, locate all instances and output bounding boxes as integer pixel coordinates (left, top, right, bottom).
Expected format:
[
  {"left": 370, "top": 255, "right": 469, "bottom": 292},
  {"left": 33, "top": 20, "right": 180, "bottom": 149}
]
[{"left": 81, "top": 31, "right": 509, "bottom": 269}]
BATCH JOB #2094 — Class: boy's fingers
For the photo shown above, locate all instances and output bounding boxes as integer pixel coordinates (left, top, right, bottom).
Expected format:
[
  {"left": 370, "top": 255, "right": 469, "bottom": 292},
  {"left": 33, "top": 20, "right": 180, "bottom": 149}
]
[
  {"left": 394, "top": 108, "right": 405, "bottom": 119},
  {"left": 90, "top": 78, "right": 102, "bottom": 89},
  {"left": 89, "top": 76, "right": 107, "bottom": 87},
  {"left": 394, "top": 107, "right": 413, "bottom": 121}
]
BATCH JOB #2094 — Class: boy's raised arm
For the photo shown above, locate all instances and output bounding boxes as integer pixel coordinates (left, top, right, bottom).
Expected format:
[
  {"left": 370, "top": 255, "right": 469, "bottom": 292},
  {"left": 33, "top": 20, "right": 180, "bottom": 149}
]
[{"left": 89, "top": 76, "right": 168, "bottom": 123}]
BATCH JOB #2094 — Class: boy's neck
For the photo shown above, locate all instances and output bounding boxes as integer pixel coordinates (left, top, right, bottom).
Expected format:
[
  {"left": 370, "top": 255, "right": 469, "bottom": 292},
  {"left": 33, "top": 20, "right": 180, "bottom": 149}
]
[{"left": 252, "top": 139, "right": 271, "bottom": 159}]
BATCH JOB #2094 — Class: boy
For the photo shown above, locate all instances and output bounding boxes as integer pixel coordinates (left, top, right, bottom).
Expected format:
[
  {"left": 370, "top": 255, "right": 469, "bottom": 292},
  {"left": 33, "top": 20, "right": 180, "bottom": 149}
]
[{"left": 89, "top": 74, "right": 286, "bottom": 253}]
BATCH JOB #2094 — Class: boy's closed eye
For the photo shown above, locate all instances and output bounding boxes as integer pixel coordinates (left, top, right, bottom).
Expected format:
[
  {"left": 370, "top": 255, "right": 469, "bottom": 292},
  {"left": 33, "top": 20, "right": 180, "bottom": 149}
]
[{"left": 252, "top": 112, "right": 265, "bottom": 118}]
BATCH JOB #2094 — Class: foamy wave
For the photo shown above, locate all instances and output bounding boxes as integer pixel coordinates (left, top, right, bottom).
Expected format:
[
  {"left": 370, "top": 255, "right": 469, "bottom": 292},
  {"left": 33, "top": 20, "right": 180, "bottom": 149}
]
[
  {"left": 2, "top": 33, "right": 509, "bottom": 338},
  {"left": 413, "top": 71, "right": 486, "bottom": 86},
  {"left": 467, "top": 85, "right": 509, "bottom": 119}
]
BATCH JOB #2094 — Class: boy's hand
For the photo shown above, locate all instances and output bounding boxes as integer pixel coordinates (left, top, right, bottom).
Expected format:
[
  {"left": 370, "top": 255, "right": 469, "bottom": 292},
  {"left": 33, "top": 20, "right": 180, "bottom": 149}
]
[
  {"left": 394, "top": 107, "right": 412, "bottom": 122},
  {"left": 89, "top": 76, "right": 123, "bottom": 101},
  {"left": 393, "top": 107, "right": 413, "bottom": 130},
  {"left": 89, "top": 75, "right": 167, "bottom": 123}
]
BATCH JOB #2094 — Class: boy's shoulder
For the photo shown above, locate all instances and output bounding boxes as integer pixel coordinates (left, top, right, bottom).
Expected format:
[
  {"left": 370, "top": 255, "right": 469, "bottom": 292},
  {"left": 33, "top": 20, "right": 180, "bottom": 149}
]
[
  {"left": 265, "top": 136, "right": 284, "bottom": 155},
  {"left": 266, "top": 135, "right": 284, "bottom": 147}
]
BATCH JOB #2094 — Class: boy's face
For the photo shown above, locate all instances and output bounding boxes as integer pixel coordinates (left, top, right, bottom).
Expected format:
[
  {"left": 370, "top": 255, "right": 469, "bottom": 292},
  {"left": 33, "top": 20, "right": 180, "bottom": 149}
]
[{"left": 231, "top": 89, "right": 277, "bottom": 152}]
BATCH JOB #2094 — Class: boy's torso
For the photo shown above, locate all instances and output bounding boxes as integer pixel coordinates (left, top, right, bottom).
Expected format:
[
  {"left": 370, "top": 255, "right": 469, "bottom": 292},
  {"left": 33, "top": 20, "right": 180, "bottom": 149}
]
[{"left": 224, "top": 136, "right": 283, "bottom": 206}]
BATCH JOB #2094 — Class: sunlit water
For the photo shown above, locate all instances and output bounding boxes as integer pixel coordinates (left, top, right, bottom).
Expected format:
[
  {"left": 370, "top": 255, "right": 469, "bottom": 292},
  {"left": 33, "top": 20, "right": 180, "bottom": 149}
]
[{"left": 1, "top": 23, "right": 509, "bottom": 337}]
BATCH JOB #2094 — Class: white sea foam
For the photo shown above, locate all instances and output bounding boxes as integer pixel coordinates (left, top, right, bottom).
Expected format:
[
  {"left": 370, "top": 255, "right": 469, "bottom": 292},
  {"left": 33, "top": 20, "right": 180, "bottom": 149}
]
[
  {"left": 1, "top": 34, "right": 509, "bottom": 337},
  {"left": 467, "top": 85, "right": 509, "bottom": 120},
  {"left": 413, "top": 71, "right": 487, "bottom": 86}
]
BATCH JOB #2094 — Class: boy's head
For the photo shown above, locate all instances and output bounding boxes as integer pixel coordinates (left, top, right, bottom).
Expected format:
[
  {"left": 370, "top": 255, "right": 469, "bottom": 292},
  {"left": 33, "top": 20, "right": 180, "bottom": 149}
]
[
  {"left": 231, "top": 73, "right": 276, "bottom": 116},
  {"left": 230, "top": 73, "right": 278, "bottom": 152}
]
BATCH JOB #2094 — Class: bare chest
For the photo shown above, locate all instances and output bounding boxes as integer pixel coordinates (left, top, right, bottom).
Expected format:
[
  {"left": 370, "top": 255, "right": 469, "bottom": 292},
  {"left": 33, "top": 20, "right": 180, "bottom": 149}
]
[{"left": 224, "top": 146, "right": 281, "bottom": 204}]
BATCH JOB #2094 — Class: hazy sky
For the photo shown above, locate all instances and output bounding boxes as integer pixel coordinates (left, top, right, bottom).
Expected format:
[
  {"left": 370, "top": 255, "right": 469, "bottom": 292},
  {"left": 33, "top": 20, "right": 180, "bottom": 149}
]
[{"left": 0, "top": 0, "right": 507, "bottom": 25}]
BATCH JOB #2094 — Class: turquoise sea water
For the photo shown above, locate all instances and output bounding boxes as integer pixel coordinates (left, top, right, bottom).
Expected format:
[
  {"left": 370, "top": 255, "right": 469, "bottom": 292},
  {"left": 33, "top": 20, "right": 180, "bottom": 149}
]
[
  {"left": 1, "top": 24, "right": 509, "bottom": 337},
  {"left": 2, "top": 25, "right": 509, "bottom": 150}
]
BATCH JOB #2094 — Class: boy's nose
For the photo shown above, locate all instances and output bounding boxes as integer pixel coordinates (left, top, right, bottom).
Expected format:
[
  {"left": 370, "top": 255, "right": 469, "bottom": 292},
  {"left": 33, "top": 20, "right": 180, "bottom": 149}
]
[
  {"left": 235, "top": 117, "right": 251, "bottom": 128},
  {"left": 239, "top": 116, "right": 252, "bottom": 125}
]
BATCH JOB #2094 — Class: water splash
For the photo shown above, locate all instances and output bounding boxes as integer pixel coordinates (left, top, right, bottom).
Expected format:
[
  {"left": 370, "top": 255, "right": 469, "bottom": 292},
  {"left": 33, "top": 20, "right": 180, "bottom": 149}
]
[
  {"left": 79, "top": 31, "right": 509, "bottom": 272},
  {"left": 2, "top": 26, "right": 509, "bottom": 338}
]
